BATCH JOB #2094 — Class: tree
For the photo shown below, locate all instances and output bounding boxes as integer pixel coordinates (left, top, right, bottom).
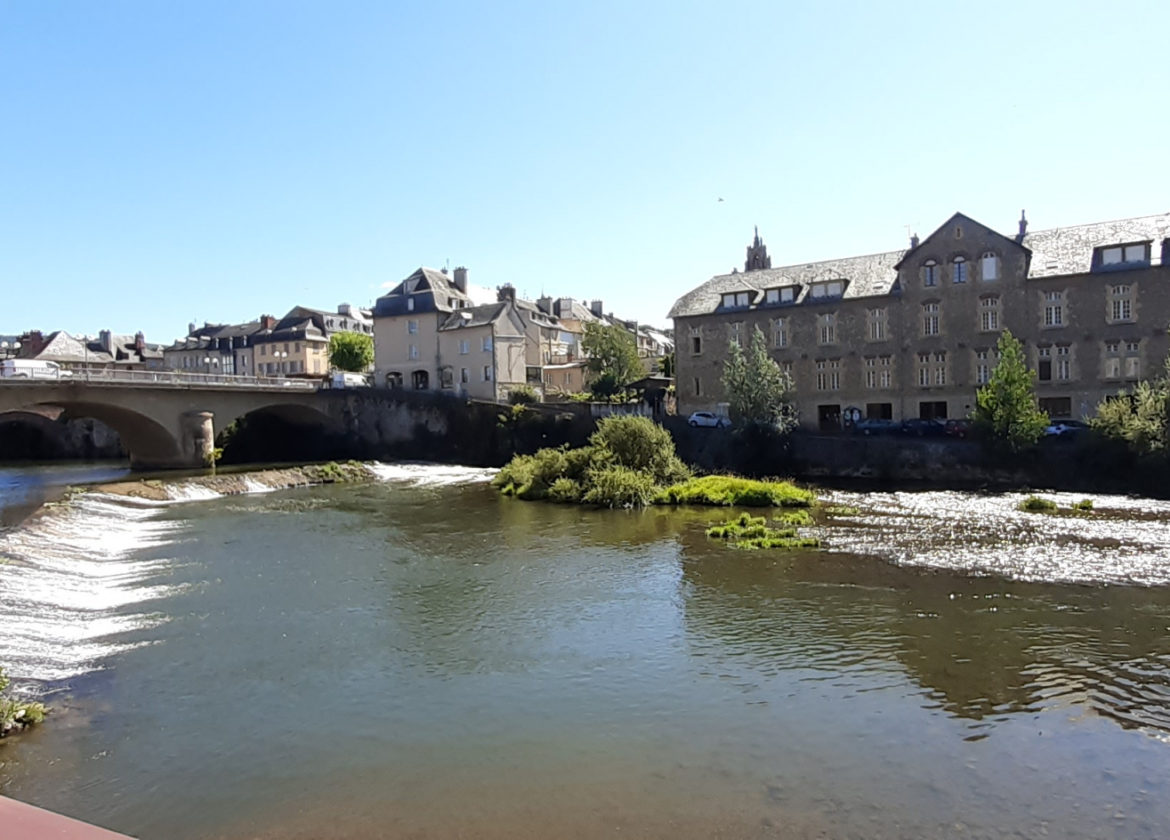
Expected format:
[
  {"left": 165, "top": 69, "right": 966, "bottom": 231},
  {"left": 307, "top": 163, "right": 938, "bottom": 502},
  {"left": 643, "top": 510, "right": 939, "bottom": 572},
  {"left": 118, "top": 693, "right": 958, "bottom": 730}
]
[
  {"left": 1092, "top": 354, "right": 1170, "bottom": 456},
  {"left": 328, "top": 331, "right": 374, "bottom": 372},
  {"left": 973, "top": 329, "right": 1049, "bottom": 453},
  {"left": 720, "top": 326, "right": 797, "bottom": 431},
  {"left": 582, "top": 322, "right": 644, "bottom": 399},
  {"left": 659, "top": 352, "right": 675, "bottom": 379}
]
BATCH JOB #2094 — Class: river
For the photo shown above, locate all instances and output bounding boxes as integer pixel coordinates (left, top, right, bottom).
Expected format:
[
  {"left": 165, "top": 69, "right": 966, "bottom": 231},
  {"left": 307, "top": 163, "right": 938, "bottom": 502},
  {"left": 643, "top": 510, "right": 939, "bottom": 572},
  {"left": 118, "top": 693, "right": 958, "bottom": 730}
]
[{"left": 2, "top": 464, "right": 1170, "bottom": 839}]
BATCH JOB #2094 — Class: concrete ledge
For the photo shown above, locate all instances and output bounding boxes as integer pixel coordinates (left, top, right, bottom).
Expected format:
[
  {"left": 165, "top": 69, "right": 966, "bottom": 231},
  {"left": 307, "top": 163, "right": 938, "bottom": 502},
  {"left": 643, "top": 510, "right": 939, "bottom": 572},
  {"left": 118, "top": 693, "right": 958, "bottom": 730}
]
[{"left": 0, "top": 795, "right": 134, "bottom": 839}]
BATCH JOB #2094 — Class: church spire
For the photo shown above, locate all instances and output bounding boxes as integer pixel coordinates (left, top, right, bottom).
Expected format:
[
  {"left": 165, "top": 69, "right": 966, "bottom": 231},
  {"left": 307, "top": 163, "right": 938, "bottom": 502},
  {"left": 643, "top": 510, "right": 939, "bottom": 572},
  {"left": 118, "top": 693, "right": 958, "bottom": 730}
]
[{"left": 744, "top": 227, "right": 771, "bottom": 272}]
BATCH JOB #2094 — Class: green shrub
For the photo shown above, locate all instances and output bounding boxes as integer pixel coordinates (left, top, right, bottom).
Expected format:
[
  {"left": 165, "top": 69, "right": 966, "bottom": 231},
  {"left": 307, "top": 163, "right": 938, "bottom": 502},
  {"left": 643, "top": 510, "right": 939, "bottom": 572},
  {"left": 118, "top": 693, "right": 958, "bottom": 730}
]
[
  {"left": 581, "top": 465, "right": 658, "bottom": 509},
  {"left": 547, "top": 477, "right": 584, "bottom": 503},
  {"left": 706, "top": 512, "right": 820, "bottom": 550},
  {"left": 508, "top": 385, "right": 539, "bottom": 405},
  {"left": 1019, "top": 495, "right": 1058, "bottom": 512},
  {"left": 1072, "top": 499, "right": 1094, "bottom": 511},
  {"left": 0, "top": 667, "right": 48, "bottom": 737},
  {"left": 656, "top": 475, "right": 815, "bottom": 508},
  {"left": 589, "top": 416, "right": 691, "bottom": 485}
]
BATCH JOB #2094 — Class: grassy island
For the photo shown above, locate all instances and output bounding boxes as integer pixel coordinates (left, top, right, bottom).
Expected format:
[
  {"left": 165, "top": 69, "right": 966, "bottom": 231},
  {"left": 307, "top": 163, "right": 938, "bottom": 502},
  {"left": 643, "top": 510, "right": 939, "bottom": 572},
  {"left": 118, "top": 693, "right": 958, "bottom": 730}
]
[
  {"left": 0, "top": 667, "right": 46, "bottom": 739},
  {"left": 492, "top": 416, "right": 815, "bottom": 511}
]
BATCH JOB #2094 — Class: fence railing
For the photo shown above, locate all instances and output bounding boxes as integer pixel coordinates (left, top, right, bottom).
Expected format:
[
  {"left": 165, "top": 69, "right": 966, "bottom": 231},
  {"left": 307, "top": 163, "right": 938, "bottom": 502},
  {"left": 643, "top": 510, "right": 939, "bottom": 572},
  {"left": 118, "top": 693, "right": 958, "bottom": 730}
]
[{"left": 0, "top": 366, "right": 319, "bottom": 390}]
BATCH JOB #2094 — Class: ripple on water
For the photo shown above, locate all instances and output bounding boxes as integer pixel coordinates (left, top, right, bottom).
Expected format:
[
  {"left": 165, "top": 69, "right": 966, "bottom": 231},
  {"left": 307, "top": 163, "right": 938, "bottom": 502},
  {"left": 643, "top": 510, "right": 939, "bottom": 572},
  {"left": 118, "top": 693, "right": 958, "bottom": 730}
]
[{"left": 820, "top": 489, "right": 1170, "bottom": 585}]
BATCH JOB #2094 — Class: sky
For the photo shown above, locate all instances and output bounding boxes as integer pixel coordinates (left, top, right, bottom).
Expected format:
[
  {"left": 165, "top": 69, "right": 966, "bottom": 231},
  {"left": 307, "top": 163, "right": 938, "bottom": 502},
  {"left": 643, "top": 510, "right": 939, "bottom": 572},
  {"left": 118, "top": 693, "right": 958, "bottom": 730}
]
[{"left": 2, "top": 0, "right": 1168, "bottom": 343}]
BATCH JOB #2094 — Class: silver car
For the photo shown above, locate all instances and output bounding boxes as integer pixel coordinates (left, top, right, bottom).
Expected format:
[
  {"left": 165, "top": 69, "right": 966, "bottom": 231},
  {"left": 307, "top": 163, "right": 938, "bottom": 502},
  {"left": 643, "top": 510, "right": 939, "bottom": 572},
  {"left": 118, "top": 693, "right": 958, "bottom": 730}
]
[{"left": 687, "top": 411, "right": 730, "bottom": 428}]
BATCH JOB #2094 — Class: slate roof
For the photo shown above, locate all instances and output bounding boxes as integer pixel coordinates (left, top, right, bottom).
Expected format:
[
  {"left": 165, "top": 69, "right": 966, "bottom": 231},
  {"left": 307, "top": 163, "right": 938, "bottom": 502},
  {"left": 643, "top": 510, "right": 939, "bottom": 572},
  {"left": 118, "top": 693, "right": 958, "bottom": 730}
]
[
  {"left": 375, "top": 267, "right": 474, "bottom": 317},
  {"left": 29, "top": 332, "right": 162, "bottom": 364},
  {"left": 668, "top": 249, "right": 905, "bottom": 319},
  {"left": 1023, "top": 213, "right": 1170, "bottom": 277},
  {"left": 439, "top": 302, "right": 524, "bottom": 335}
]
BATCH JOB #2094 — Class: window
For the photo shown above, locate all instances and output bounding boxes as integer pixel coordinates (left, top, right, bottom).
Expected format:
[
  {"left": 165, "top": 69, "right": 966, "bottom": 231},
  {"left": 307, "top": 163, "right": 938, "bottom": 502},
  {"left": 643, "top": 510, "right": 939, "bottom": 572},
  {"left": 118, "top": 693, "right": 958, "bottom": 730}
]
[
  {"left": 460, "top": 367, "right": 469, "bottom": 384},
  {"left": 1125, "top": 341, "right": 1141, "bottom": 380},
  {"left": 1100, "top": 243, "right": 1150, "bottom": 265},
  {"left": 933, "top": 352, "right": 947, "bottom": 386},
  {"left": 816, "top": 360, "right": 840, "bottom": 391},
  {"left": 917, "top": 353, "right": 931, "bottom": 387},
  {"left": 408, "top": 319, "right": 418, "bottom": 335},
  {"left": 979, "top": 296, "right": 1000, "bottom": 332},
  {"left": 975, "top": 349, "right": 991, "bottom": 385},
  {"left": 459, "top": 339, "right": 469, "bottom": 355},
  {"left": 765, "top": 287, "right": 796, "bottom": 305},
  {"left": 952, "top": 256, "right": 967, "bottom": 284},
  {"left": 482, "top": 336, "right": 493, "bottom": 351},
  {"left": 923, "top": 260, "right": 938, "bottom": 287},
  {"left": 690, "top": 327, "right": 702, "bottom": 355},
  {"left": 407, "top": 298, "right": 415, "bottom": 312},
  {"left": 781, "top": 361, "right": 794, "bottom": 381},
  {"left": 919, "top": 352, "right": 945, "bottom": 386},
  {"left": 294, "top": 342, "right": 301, "bottom": 353},
  {"left": 1038, "top": 346, "right": 1052, "bottom": 382},
  {"left": 1108, "top": 285, "right": 1133, "bottom": 322},
  {"left": 922, "top": 302, "right": 940, "bottom": 336},
  {"left": 864, "top": 357, "right": 877, "bottom": 389},
  {"left": 721, "top": 291, "right": 752, "bottom": 308},
  {"left": 694, "top": 377, "right": 702, "bottom": 396},
  {"left": 729, "top": 322, "right": 743, "bottom": 347},
  {"left": 1056, "top": 345, "right": 1071, "bottom": 381},
  {"left": 1104, "top": 341, "right": 1121, "bottom": 379},
  {"left": 408, "top": 344, "right": 419, "bottom": 360},
  {"left": 1044, "top": 291, "right": 1065, "bottom": 327},
  {"left": 818, "top": 312, "right": 837, "bottom": 345},
  {"left": 810, "top": 281, "right": 845, "bottom": 299},
  {"left": 482, "top": 365, "right": 493, "bottom": 381},
  {"left": 867, "top": 308, "right": 888, "bottom": 341},
  {"left": 879, "top": 356, "right": 892, "bottom": 389},
  {"left": 773, "top": 318, "right": 788, "bottom": 349},
  {"left": 981, "top": 252, "right": 998, "bottom": 281}
]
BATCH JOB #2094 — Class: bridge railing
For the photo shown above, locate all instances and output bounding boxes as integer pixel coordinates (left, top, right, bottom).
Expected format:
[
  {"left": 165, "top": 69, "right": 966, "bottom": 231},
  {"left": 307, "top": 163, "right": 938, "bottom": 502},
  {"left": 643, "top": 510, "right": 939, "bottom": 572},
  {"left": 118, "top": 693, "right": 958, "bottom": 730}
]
[{"left": 0, "top": 366, "right": 319, "bottom": 390}]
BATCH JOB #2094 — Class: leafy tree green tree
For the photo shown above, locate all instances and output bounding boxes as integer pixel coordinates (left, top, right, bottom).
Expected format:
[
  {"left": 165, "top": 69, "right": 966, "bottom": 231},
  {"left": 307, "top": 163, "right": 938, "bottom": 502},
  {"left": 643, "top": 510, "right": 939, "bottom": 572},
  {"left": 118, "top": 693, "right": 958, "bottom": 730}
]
[
  {"left": 973, "top": 329, "right": 1049, "bottom": 453},
  {"left": 582, "top": 322, "right": 644, "bottom": 399},
  {"left": 1091, "top": 355, "right": 1170, "bottom": 456},
  {"left": 328, "top": 331, "right": 374, "bottom": 372},
  {"left": 659, "top": 352, "right": 675, "bottom": 378},
  {"left": 720, "top": 326, "right": 797, "bottom": 431}
]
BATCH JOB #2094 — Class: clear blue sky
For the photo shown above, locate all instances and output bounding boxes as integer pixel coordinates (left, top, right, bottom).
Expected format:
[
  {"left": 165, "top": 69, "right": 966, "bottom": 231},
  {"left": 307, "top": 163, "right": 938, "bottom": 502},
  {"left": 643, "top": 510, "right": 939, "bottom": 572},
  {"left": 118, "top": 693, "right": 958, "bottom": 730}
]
[{"left": 2, "top": 0, "right": 1167, "bottom": 342}]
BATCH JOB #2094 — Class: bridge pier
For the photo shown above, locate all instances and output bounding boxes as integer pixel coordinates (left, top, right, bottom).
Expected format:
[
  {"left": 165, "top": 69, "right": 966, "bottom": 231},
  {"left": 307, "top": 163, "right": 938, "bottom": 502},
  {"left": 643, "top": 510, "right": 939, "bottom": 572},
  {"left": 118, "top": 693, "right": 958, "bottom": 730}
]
[{"left": 181, "top": 410, "right": 216, "bottom": 467}]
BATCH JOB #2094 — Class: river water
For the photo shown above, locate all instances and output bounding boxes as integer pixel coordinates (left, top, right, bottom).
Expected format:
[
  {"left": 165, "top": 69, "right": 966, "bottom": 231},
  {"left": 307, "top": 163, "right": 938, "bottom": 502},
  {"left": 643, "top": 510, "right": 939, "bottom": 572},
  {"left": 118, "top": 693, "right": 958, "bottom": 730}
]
[{"left": 2, "top": 465, "right": 1170, "bottom": 839}]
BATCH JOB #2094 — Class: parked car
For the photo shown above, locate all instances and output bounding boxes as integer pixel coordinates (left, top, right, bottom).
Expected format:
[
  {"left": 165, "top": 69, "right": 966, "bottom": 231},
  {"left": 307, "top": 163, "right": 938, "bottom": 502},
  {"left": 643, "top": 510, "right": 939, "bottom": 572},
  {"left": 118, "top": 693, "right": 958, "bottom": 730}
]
[
  {"left": 852, "top": 417, "right": 900, "bottom": 436},
  {"left": 687, "top": 411, "right": 730, "bottom": 428},
  {"left": 900, "top": 418, "right": 946, "bottom": 437},
  {"left": 1045, "top": 419, "right": 1088, "bottom": 437},
  {"left": 944, "top": 419, "right": 973, "bottom": 438}
]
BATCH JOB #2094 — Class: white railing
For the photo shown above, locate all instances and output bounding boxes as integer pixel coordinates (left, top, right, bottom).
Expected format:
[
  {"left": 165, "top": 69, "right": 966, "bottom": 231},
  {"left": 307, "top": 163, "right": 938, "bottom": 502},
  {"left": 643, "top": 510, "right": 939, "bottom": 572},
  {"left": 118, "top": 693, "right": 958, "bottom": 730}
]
[{"left": 0, "top": 366, "right": 319, "bottom": 390}]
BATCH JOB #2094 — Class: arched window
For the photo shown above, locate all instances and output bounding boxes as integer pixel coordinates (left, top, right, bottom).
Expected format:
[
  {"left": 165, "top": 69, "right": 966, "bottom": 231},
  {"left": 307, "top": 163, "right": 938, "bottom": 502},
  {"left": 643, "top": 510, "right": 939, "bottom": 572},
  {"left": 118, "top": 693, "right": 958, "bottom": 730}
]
[
  {"left": 952, "top": 256, "right": 968, "bottom": 284},
  {"left": 981, "top": 251, "right": 998, "bottom": 281},
  {"left": 923, "top": 260, "right": 938, "bottom": 287}
]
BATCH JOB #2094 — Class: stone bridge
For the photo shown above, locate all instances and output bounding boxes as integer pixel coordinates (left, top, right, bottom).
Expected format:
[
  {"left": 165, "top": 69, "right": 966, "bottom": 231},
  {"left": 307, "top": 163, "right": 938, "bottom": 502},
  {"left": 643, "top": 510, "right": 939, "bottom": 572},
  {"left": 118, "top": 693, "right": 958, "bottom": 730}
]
[{"left": 0, "top": 379, "right": 341, "bottom": 470}]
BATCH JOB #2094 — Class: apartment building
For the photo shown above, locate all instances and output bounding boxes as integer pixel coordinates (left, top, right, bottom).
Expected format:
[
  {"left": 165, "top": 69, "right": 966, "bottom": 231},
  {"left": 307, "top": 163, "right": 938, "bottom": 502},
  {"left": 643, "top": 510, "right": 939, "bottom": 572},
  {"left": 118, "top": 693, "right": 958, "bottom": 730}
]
[{"left": 670, "top": 212, "right": 1170, "bottom": 429}]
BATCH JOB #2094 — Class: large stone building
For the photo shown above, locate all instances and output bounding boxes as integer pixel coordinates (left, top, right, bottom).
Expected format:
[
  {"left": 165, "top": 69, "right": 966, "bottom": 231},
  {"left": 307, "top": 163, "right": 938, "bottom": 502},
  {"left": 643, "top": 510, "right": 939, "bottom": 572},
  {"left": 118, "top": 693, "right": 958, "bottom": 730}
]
[{"left": 670, "top": 212, "right": 1170, "bottom": 429}]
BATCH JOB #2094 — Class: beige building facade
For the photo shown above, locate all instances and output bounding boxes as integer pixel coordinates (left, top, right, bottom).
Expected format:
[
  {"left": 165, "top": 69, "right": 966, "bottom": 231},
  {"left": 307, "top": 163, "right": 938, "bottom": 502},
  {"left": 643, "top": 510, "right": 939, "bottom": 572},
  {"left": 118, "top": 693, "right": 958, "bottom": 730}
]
[{"left": 670, "top": 212, "right": 1170, "bottom": 429}]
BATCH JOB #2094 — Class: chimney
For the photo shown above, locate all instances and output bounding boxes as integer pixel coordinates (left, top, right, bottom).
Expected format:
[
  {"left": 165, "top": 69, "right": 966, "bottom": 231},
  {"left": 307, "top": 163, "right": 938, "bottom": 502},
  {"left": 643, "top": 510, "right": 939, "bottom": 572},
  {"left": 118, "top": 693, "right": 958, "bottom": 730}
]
[
  {"left": 338, "top": 303, "right": 353, "bottom": 316},
  {"left": 99, "top": 329, "right": 113, "bottom": 354},
  {"left": 537, "top": 296, "right": 553, "bottom": 315},
  {"left": 260, "top": 314, "right": 277, "bottom": 331},
  {"left": 910, "top": 233, "right": 920, "bottom": 248},
  {"left": 1161, "top": 238, "right": 1170, "bottom": 267},
  {"left": 23, "top": 331, "right": 45, "bottom": 357},
  {"left": 188, "top": 321, "right": 196, "bottom": 336},
  {"left": 497, "top": 283, "right": 516, "bottom": 303},
  {"left": 453, "top": 266, "right": 468, "bottom": 294},
  {"left": 135, "top": 331, "right": 145, "bottom": 353},
  {"left": 590, "top": 300, "right": 603, "bottom": 317},
  {"left": 1016, "top": 209, "right": 1028, "bottom": 243}
]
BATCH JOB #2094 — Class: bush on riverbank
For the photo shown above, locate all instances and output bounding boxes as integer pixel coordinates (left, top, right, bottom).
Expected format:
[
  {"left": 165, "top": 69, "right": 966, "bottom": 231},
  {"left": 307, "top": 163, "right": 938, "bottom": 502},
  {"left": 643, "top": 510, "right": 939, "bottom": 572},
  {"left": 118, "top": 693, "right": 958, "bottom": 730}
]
[
  {"left": 1018, "top": 495, "right": 1058, "bottom": 512},
  {"left": 654, "top": 475, "right": 815, "bottom": 508},
  {"left": 493, "top": 416, "right": 812, "bottom": 510},
  {"left": 706, "top": 512, "right": 821, "bottom": 550},
  {"left": 0, "top": 667, "right": 46, "bottom": 738}
]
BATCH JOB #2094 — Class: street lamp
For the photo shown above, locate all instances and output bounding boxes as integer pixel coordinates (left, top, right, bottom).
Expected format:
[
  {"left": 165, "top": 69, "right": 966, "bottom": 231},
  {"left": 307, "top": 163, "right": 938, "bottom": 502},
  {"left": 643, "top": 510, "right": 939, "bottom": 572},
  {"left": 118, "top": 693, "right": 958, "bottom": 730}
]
[
  {"left": 273, "top": 350, "right": 288, "bottom": 377},
  {"left": 0, "top": 340, "right": 19, "bottom": 359}
]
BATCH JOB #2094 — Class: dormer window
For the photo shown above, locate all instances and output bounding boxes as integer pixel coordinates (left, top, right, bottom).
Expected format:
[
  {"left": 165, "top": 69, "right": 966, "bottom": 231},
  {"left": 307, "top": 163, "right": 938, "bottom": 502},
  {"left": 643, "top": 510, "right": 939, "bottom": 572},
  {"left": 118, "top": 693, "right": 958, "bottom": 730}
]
[
  {"left": 764, "top": 286, "right": 796, "bottom": 305},
  {"left": 721, "top": 291, "right": 752, "bottom": 309},
  {"left": 407, "top": 297, "right": 415, "bottom": 312},
  {"left": 809, "top": 280, "right": 845, "bottom": 300},
  {"left": 1098, "top": 243, "right": 1150, "bottom": 267}
]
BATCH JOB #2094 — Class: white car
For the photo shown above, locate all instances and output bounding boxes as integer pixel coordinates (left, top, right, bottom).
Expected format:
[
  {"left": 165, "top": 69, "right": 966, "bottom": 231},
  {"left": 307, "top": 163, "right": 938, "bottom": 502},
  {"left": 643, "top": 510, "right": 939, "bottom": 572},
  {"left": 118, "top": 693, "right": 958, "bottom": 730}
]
[{"left": 687, "top": 411, "right": 730, "bottom": 428}]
